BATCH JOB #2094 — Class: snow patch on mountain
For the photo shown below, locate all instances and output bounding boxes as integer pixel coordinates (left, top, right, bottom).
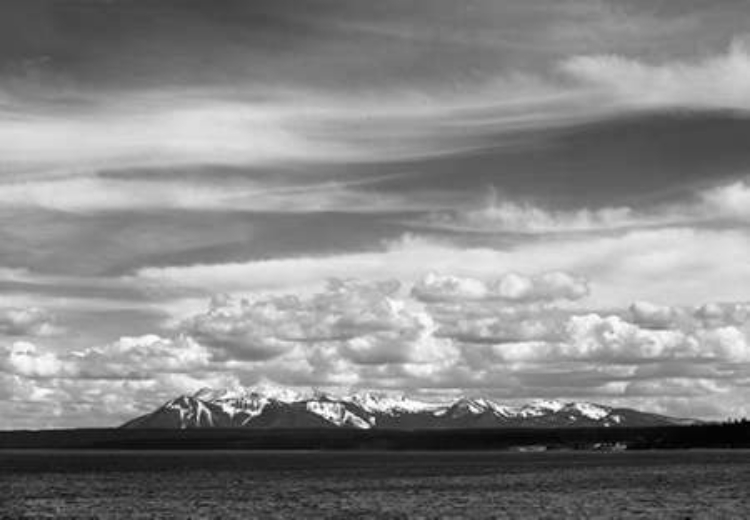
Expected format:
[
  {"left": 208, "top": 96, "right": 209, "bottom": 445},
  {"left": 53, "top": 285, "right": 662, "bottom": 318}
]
[
  {"left": 164, "top": 396, "right": 214, "bottom": 428},
  {"left": 570, "top": 402, "right": 611, "bottom": 420},
  {"left": 518, "top": 400, "right": 566, "bottom": 417},
  {"left": 306, "top": 401, "right": 372, "bottom": 429}
]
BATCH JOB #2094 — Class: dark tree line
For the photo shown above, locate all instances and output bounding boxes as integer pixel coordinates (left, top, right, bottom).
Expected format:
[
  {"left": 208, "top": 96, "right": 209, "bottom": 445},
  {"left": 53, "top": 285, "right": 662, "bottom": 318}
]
[{"left": 1, "top": 421, "right": 749, "bottom": 450}]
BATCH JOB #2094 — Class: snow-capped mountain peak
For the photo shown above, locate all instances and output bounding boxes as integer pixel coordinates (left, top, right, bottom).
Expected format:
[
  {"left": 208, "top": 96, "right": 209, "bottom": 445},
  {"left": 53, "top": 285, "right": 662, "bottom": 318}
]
[
  {"left": 345, "top": 392, "right": 440, "bottom": 415},
  {"left": 447, "top": 397, "right": 493, "bottom": 416}
]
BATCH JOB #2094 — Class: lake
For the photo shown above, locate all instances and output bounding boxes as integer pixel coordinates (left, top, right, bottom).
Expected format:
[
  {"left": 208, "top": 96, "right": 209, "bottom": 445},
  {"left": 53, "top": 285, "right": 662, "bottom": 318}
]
[{"left": 1, "top": 450, "right": 748, "bottom": 518}]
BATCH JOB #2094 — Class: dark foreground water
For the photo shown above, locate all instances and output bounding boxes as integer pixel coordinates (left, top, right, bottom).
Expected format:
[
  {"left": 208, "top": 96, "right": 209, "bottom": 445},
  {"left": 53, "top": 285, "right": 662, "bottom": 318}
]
[{"left": 1, "top": 450, "right": 749, "bottom": 519}]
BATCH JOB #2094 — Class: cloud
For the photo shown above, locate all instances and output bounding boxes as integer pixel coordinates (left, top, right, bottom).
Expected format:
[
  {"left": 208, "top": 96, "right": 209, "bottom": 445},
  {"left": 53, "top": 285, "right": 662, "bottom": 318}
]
[
  {"left": 624, "top": 378, "right": 731, "bottom": 399},
  {"left": 0, "top": 76, "right": 580, "bottom": 185},
  {"left": 412, "top": 271, "right": 589, "bottom": 303},
  {"left": 172, "top": 276, "right": 750, "bottom": 391},
  {"left": 182, "top": 280, "right": 458, "bottom": 366},
  {"left": 421, "top": 180, "right": 750, "bottom": 235},
  {"left": 3, "top": 274, "right": 750, "bottom": 425},
  {"left": 629, "top": 301, "right": 684, "bottom": 330},
  {"left": 183, "top": 295, "right": 300, "bottom": 362},
  {"left": 431, "top": 303, "right": 750, "bottom": 367},
  {"left": 0, "top": 94, "right": 361, "bottom": 179},
  {"left": 0, "top": 0, "right": 718, "bottom": 199},
  {"left": 0, "top": 171, "right": 425, "bottom": 213},
  {"left": 426, "top": 199, "right": 639, "bottom": 234},
  {"left": 695, "top": 302, "right": 750, "bottom": 328},
  {"left": 437, "top": 311, "right": 567, "bottom": 345},
  {"left": 70, "top": 334, "right": 212, "bottom": 379},
  {"left": 0, "top": 334, "right": 211, "bottom": 380},
  {"left": 630, "top": 301, "right": 750, "bottom": 330},
  {"left": 701, "top": 181, "right": 750, "bottom": 220},
  {"left": 562, "top": 39, "right": 750, "bottom": 111},
  {"left": 136, "top": 225, "right": 750, "bottom": 312},
  {"left": 0, "top": 306, "right": 61, "bottom": 337},
  {"left": 562, "top": 314, "right": 749, "bottom": 364},
  {"left": 1, "top": 342, "right": 71, "bottom": 379}
]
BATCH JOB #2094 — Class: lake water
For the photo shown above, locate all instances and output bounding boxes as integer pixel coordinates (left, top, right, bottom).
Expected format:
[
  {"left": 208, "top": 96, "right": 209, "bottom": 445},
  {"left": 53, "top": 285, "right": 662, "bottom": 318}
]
[{"left": 1, "top": 450, "right": 748, "bottom": 518}]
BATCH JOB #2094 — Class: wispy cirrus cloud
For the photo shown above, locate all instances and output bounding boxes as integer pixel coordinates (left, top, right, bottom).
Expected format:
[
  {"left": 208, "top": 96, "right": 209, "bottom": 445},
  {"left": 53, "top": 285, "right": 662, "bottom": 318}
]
[
  {"left": 5, "top": 42, "right": 750, "bottom": 220},
  {"left": 0, "top": 174, "right": 420, "bottom": 213},
  {"left": 0, "top": 94, "right": 359, "bottom": 179},
  {"left": 0, "top": 76, "right": 590, "bottom": 182}
]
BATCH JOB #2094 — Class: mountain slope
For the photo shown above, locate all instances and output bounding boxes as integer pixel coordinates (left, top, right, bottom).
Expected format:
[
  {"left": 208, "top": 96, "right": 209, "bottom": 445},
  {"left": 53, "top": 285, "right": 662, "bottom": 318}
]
[{"left": 121, "top": 386, "right": 694, "bottom": 430}]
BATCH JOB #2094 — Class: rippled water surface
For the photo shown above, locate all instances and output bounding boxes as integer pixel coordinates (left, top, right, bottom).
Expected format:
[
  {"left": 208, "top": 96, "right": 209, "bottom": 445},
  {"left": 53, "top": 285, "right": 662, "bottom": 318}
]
[{"left": 1, "top": 450, "right": 749, "bottom": 519}]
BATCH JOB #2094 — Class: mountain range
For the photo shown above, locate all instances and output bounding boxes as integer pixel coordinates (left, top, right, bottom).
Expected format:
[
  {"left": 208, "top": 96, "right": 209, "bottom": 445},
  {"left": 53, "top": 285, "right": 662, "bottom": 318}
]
[{"left": 122, "top": 386, "right": 695, "bottom": 430}]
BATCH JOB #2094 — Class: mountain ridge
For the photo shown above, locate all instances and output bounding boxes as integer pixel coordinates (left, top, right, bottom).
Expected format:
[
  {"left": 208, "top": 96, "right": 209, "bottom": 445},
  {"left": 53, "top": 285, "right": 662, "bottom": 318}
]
[{"left": 122, "top": 386, "right": 696, "bottom": 430}]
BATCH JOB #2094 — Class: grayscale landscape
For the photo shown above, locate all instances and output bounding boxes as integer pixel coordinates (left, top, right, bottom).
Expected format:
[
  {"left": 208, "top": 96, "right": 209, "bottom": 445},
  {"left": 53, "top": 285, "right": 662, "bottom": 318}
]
[{"left": 1, "top": 0, "right": 750, "bottom": 517}]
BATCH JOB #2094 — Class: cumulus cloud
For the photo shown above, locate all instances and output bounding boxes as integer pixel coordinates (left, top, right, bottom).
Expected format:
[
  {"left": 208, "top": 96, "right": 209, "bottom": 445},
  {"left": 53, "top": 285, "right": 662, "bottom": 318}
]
[
  {"left": 0, "top": 334, "right": 211, "bottom": 380},
  {"left": 184, "top": 295, "right": 299, "bottom": 362},
  {"left": 563, "top": 314, "right": 749, "bottom": 364},
  {"left": 175, "top": 276, "right": 750, "bottom": 404},
  {"left": 562, "top": 39, "right": 750, "bottom": 111},
  {"left": 629, "top": 301, "right": 684, "bottom": 330},
  {"left": 4, "top": 272, "right": 750, "bottom": 425},
  {"left": 497, "top": 298, "right": 748, "bottom": 377},
  {"left": 1, "top": 341, "right": 71, "bottom": 379},
  {"left": 695, "top": 302, "right": 750, "bottom": 328},
  {"left": 629, "top": 301, "right": 750, "bottom": 331},
  {"left": 440, "top": 313, "right": 567, "bottom": 346},
  {"left": 70, "top": 334, "right": 212, "bottom": 379},
  {"left": 446, "top": 311, "right": 749, "bottom": 369},
  {"left": 0, "top": 307, "right": 61, "bottom": 337},
  {"left": 182, "top": 279, "right": 457, "bottom": 366},
  {"left": 178, "top": 272, "right": 589, "bottom": 378}
]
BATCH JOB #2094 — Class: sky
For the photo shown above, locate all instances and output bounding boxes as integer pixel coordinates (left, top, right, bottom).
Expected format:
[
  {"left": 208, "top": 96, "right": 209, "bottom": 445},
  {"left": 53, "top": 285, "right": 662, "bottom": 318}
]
[{"left": 1, "top": 0, "right": 750, "bottom": 428}]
